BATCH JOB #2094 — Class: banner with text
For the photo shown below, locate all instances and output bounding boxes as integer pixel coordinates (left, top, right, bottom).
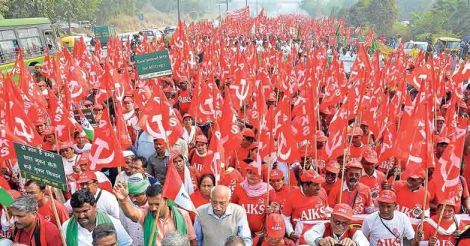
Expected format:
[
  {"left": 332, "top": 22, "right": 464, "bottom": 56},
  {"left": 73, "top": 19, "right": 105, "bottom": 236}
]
[
  {"left": 135, "top": 50, "right": 173, "bottom": 79},
  {"left": 14, "top": 143, "right": 67, "bottom": 191}
]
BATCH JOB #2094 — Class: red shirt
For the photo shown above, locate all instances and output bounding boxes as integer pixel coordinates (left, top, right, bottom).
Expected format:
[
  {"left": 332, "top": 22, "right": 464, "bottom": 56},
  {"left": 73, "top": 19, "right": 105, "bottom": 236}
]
[
  {"left": 423, "top": 215, "right": 465, "bottom": 245},
  {"left": 177, "top": 89, "right": 192, "bottom": 114},
  {"left": 328, "top": 182, "right": 373, "bottom": 214},
  {"left": 190, "top": 150, "right": 213, "bottom": 173},
  {"left": 349, "top": 145, "right": 365, "bottom": 160},
  {"left": 231, "top": 184, "right": 278, "bottom": 234},
  {"left": 190, "top": 191, "right": 209, "bottom": 221},
  {"left": 360, "top": 170, "right": 386, "bottom": 202},
  {"left": 275, "top": 185, "right": 297, "bottom": 212},
  {"left": 15, "top": 216, "right": 62, "bottom": 246},
  {"left": 252, "top": 236, "right": 295, "bottom": 246},
  {"left": 219, "top": 169, "right": 244, "bottom": 192},
  {"left": 393, "top": 181, "right": 431, "bottom": 219},
  {"left": 38, "top": 198, "right": 69, "bottom": 227},
  {"left": 283, "top": 188, "right": 328, "bottom": 229}
]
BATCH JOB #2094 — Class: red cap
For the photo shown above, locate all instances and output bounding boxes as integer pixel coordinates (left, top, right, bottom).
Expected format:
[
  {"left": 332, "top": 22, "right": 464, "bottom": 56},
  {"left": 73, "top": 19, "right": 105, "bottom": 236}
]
[
  {"left": 438, "top": 198, "right": 456, "bottom": 207},
  {"left": 377, "top": 190, "right": 397, "bottom": 204},
  {"left": 42, "top": 127, "right": 56, "bottom": 135},
  {"left": 403, "top": 166, "right": 426, "bottom": 179},
  {"left": 315, "top": 130, "right": 328, "bottom": 142},
  {"left": 170, "top": 150, "right": 183, "bottom": 160},
  {"left": 300, "top": 169, "right": 325, "bottom": 183},
  {"left": 325, "top": 161, "right": 341, "bottom": 174},
  {"left": 436, "top": 116, "right": 445, "bottom": 121},
  {"left": 182, "top": 113, "right": 193, "bottom": 119},
  {"left": 437, "top": 137, "right": 450, "bottom": 144},
  {"left": 459, "top": 101, "right": 468, "bottom": 109},
  {"left": 195, "top": 135, "right": 208, "bottom": 144},
  {"left": 59, "top": 141, "right": 73, "bottom": 150},
  {"left": 270, "top": 169, "right": 284, "bottom": 180},
  {"left": 441, "top": 104, "right": 450, "bottom": 109},
  {"left": 241, "top": 128, "right": 255, "bottom": 138},
  {"left": 93, "top": 104, "right": 104, "bottom": 110},
  {"left": 83, "top": 100, "right": 93, "bottom": 106},
  {"left": 153, "top": 138, "right": 166, "bottom": 145},
  {"left": 347, "top": 127, "right": 364, "bottom": 136},
  {"left": 346, "top": 160, "right": 362, "bottom": 169},
  {"left": 123, "top": 96, "right": 134, "bottom": 102},
  {"left": 265, "top": 213, "right": 285, "bottom": 239},
  {"left": 248, "top": 141, "right": 259, "bottom": 150},
  {"left": 363, "top": 148, "right": 378, "bottom": 164},
  {"left": 267, "top": 95, "right": 277, "bottom": 102},
  {"left": 34, "top": 118, "right": 46, "bottom": 126},
  {"left": 77, "top": 171, "right": 97, "bottom": 183},
  {"left": 332, "top": 203, "right": 354, "bottom": 221},
  {"left": 77, "top": 153, "right": 90, "bottom": 165},
  {"left": 360, "top": 121, "right": 368, "bottom": 126}
]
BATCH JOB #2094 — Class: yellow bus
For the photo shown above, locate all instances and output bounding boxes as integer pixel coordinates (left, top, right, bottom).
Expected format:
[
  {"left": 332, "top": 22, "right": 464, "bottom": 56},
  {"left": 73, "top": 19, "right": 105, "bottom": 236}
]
[{"left": 0, "top": 17, "right": 57, "bottom": 73}]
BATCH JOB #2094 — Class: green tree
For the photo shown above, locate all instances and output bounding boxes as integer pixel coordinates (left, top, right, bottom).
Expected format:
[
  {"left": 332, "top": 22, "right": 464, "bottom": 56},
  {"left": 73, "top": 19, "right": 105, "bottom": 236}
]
[{"left": 365, "top": 0, "right": 398, "bottom": 36}]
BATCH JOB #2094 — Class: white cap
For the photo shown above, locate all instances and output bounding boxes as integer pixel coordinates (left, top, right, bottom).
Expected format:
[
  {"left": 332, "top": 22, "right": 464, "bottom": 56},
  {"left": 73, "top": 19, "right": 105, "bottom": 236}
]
[{"left": 122, "top": 150, "right": 135, "bottom": 158}]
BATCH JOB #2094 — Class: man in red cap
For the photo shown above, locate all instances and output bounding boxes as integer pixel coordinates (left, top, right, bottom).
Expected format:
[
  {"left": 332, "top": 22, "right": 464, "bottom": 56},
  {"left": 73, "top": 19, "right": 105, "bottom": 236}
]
[
  {"left": 346, "top": 127, "right": 365, "bottom": 160},
  {"left": 122, "top": 95, "right": 140, "bottom": 145},
  {"left": 421, "top": 198, "right": 465, "bottom": 246},
  {"left": 189, "top": 135, "right": 213, "bottom": 173},
  {"left": 323, "top": 161, "right": 341, "bottom": 195},
  {"left": 360, "top": 148, "right": 386, "bottom": 204},
  {"left": 59, "top": 141, "right": 78, "bottom": 176},
  {"left": 434, "top": 116, "right": 445, "bottom": 135},
  {"left": 229, "top": 128, "right": 256, "bottom": 169},
  {"left": 269, "top": 168, "right": 294, "bottom": 211},
  {"left": 253, "top": 213, "right": 295, "bottom": 246},
  {"left": 360, "top": 121, "right": 375, "bottom": 146},
  {"left": 304, "top": 203, "right": 369, "bottom": 246},
  {"left": 93, "top": 104, "right": 104, "bottom": 121},
  {"left": 393, "top": 165, "right": 431, "bottom": 220},
  {"left": 72, "top": 131, "right": 92, "bottom": 154},
  {"left": 362, "top": 190, "right": 420, "bottom": 246},
  {"left": 328, "top": 160, "right": 374, "bottom": 215},
  {"left": 283, "top": 169, "right": 328, "bottom": 241},
  {"left": 435, "top": 137, "right": 450, "bottom": 159},
  {"left": 66, "top": 171, "right": 120, "bottom": 219}
]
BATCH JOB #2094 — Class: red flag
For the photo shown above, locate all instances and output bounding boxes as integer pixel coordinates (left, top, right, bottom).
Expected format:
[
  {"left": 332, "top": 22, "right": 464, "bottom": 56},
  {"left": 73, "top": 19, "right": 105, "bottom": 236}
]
[
  {"left": 207, "top": 121, "right": 225, "bottom": 182},
  {"left": 162, "top": 160, "right": 197, "bottom": 213},
  {"left": 90, "top": 117, "right": 125, "bottom": 170},
  {"left": 276, "top": 124, "right": 300, "bottom": 163}
]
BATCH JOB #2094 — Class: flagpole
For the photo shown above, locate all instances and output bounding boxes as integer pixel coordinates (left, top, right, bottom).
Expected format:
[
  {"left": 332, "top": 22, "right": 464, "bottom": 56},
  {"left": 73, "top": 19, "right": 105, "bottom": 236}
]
[
  {"left": 433, "top": 203, "right": 447, "bottom": 238},
  {"left": 48, "top": 186, "right": 67, "bottom": 246}
]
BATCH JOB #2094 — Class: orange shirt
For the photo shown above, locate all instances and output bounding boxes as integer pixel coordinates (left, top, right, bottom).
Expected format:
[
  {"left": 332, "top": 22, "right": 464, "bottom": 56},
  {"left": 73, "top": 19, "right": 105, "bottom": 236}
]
[
  {"left": 328, "top": 182, "right": 373, "bottom": 214},
  {"left": 189, "top": 191, "right": 209, "bottom": 221},
  {"left": 231, "top": 184, "right": 278, "bottom": 234},
  {"left": 360, "top": 170, "right": 386, "bottom": 202},
  {"left": 323, "top": 178, "right": 341, "bottom": 195},
  {"left": 423, "top": 215, "right": 465, "bottom": 245},
  {"left": 393, "top": 181, "right": 431, "bottom": 219},
  {"left": 177, "top": 89, "right": 192, "bottom": 114},
  {"left": 282, "top": 188, "right": 329, "bottom": 229},
  {"left": 190, "top": 150, "right": 213, "bottom": 173},
  {"left": 219, "top": 169, "right": 244, "bottom": 192}
]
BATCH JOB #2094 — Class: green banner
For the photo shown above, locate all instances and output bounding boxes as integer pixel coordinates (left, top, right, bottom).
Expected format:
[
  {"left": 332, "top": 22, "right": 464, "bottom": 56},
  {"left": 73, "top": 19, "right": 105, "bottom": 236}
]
[
  {"left": 135, "top": 50, "right": 173, "bottom": 79},
  {"left": 14, "top": 143, "right": 67, "bottom": 191}
]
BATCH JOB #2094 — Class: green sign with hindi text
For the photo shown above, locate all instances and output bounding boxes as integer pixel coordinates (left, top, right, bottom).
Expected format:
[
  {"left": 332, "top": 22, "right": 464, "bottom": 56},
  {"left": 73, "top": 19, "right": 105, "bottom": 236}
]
[
  {"left": 14, "top": 143, "right": 67, "bottom": 191},
  {"left": 135, "top": 50, "right": 173, "bottom": 79}
]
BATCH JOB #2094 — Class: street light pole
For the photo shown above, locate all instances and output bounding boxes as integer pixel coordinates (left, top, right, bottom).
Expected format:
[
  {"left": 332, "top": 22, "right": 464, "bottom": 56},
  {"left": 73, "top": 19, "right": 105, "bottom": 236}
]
[
  {"left": 246, "top": 0, "right": 248, "bottom": 7},
  {"left": 177, "top": 0, "right": 181, "bottom": 21},
  {"left": 226, "top": 0, "right": 229, "bottom": 12}
]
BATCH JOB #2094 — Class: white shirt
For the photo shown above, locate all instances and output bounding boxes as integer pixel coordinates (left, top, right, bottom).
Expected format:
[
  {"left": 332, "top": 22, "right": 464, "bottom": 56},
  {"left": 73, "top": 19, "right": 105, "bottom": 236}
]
[
  {"left": 362, "top": 211, "right": 415, "bottom": 246},
  {"left": 72, "top": 143, "right": 92, "bottom": 154},
  {"left": 63, "top": 156, "right": 77, "bottom": 175},
  {"left": 65, "top": 188, "right": 120, "bottom": 219},
  {"left": 304, "top": 222, "right": 369, "bottom": 246},
  {"left": 62, "top": 213, "right": 133, "bottom": 246},
  {"left": 119, "top": 202, "right": 148, "bottom": 246}
]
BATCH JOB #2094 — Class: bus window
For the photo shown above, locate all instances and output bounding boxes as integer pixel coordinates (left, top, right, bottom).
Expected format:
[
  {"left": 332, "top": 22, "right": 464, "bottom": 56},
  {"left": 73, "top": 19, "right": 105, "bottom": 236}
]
[
  {"left": 0, "top": 40, "right": 18, "bottom": 63},
  {"left": 17, "top": 28, "right": 44, "bottom": 56},
  {"left": 44, "top": 31, "right": 56, "bottom": 51}
]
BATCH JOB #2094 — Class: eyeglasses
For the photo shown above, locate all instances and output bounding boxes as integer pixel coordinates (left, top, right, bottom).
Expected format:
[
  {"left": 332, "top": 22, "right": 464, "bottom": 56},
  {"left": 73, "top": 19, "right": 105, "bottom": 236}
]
[{"left": 332, "top": 219, "right": 349, "bottom": 227}]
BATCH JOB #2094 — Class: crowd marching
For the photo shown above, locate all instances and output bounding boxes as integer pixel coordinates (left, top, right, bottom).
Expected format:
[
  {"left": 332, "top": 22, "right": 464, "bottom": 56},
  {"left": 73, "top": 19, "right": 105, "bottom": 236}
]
[{"left": 1, "top": 7, "right": 470, "bottom": 246}]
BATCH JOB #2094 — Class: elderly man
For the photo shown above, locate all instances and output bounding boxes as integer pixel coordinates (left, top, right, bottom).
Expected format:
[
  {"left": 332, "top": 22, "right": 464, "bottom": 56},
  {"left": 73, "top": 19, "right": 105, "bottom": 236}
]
[
  {"left": 194, "top": 185, "right": 252, "bottom": 246},
  {"left": 114, "top": 183, "right": 196, "bottom": 246},
  {"left": 362, "top": 190, "right": 420, "bottom": 246},
  {"left": 62, "top": 190, "right": 132, "bottom": 246},
  {"left": 304, "top": 203, "right": 369, "bottom": 246},
  {"left": 92, "top": 224, "right": 117, "bottom": 246},
  {"left": 10, "top": 195, "right": 62, "bottom": 246}
]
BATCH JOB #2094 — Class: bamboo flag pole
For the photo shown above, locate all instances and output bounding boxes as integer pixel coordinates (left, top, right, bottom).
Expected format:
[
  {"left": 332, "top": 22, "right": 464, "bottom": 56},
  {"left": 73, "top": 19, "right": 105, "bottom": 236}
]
[{"left": 48, "top": 186, "right": 67, "bottom": 246}]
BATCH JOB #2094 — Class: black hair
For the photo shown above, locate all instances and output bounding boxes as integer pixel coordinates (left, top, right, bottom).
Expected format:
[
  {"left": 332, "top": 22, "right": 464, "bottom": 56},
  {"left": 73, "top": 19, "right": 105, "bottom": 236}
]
[
  {"left": 70, "top": 189, "right": 96, "bottom": 208},
  {"left": 145, "top": 184, "right": 163, "bottom": 197},
  {"left": 92, "top": 224, "right": 116, "bottom": 245},
  {"left": 133, "top": 156, "right": 148, "bottom": 168},
  {"left": 198, "top": 173, "right": 215, "bottom": 189},
  {"left": 224, "top": 235, "right": 246, "bottom": 246},
  {"left": 25, "top": 179, "right": 46, "bottom": 191}
]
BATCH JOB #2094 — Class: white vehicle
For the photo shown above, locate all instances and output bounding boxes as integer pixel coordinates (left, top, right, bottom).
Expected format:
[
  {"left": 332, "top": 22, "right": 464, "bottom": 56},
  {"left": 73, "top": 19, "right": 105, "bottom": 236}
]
[{"left": 404, "top": 41, "right": 428, "bottom": 55}]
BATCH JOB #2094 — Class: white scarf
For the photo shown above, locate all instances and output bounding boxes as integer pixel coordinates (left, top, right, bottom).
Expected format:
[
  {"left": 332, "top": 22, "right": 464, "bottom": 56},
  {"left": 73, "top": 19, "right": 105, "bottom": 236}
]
[
  {"left": 424, "top": 216, "right": 460, "bottom": 236},
  {"left": 123, "top": 109, "right": 140, "bottom": 130},
  {"left": 183, "top": 165, "right": 194, "bottom": 195},
  {"left": 182, "top": 126, "right": 196, "bottom": 144}
]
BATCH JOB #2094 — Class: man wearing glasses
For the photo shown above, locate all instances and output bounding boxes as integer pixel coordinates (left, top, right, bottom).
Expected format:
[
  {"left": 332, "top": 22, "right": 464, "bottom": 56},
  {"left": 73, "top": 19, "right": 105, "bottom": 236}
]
[{"left": 304, "top": 203, "right": 369, "bottom": 246}]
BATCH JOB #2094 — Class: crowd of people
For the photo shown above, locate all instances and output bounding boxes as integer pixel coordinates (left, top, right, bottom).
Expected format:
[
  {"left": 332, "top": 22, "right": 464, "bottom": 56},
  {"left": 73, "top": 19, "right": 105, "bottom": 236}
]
[{"left": 1, "top": 12, "right": 470, "bottom": 246}]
